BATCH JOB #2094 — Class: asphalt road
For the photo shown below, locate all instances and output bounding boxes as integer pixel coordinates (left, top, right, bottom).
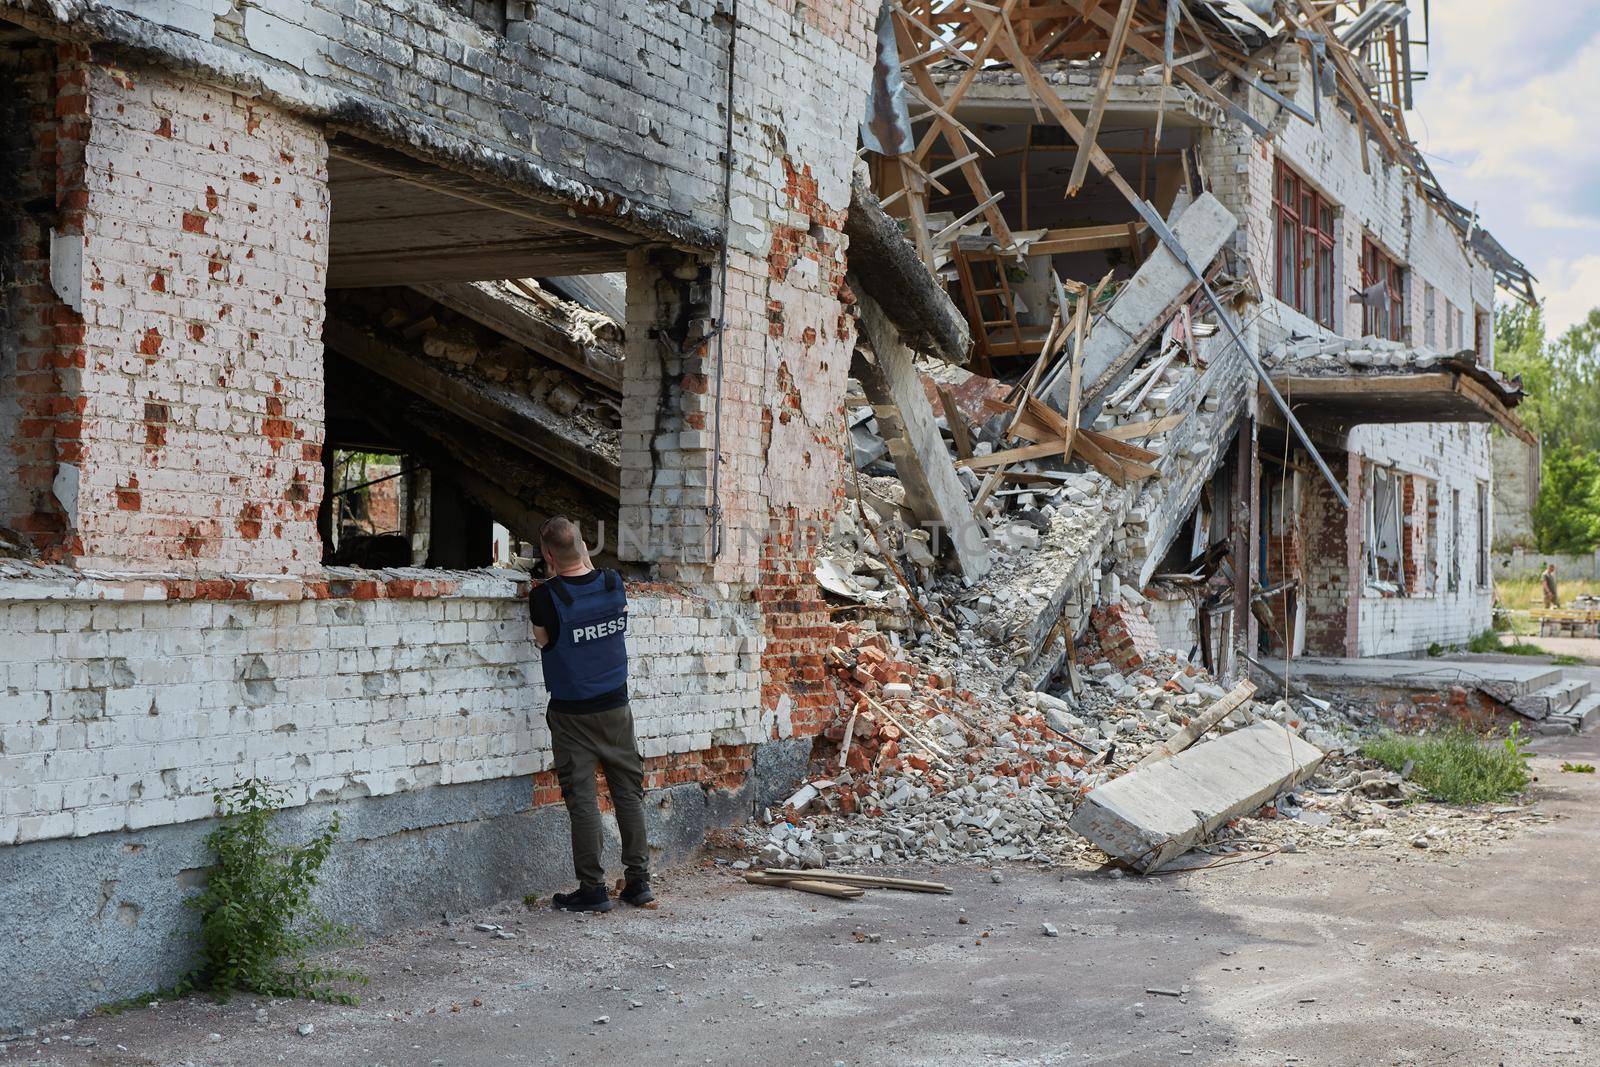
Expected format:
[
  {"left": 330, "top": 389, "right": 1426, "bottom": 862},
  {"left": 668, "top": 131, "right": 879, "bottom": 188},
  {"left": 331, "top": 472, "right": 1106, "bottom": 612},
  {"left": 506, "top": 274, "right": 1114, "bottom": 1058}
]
[{"left": 12, "top": 735, "right": 1598, "bottom": 1067}]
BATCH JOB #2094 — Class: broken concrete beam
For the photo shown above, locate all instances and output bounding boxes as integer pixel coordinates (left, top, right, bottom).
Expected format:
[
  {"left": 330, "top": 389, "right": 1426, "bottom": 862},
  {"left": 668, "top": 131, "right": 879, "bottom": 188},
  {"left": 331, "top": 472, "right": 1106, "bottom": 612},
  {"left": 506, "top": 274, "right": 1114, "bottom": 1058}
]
[
  {"left": 1068, "top": 721, "right": 1324, "bottom": 873},
  {"left": 844, "top": 173, "right": 973, "bottom": 366},
  {"left": 853, "top": 292, "right": 991, "bottom": 581},
  {"left": 324, "top": 316, "right": 620, "bottom": 499},
  {"left": 1040, "top": 193, "right": 1238, "bottom": 413},
  {"left": 412, "top": 281, "right": 624, "bottom": 392}
]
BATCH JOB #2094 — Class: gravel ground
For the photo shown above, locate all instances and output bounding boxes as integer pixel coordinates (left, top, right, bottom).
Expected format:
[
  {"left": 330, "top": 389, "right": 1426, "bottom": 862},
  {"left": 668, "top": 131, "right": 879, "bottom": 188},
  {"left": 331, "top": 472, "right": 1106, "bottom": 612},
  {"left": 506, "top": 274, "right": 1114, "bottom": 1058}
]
[{"left": 8, "top": 735, "right": 1597, "bottom": 1067}]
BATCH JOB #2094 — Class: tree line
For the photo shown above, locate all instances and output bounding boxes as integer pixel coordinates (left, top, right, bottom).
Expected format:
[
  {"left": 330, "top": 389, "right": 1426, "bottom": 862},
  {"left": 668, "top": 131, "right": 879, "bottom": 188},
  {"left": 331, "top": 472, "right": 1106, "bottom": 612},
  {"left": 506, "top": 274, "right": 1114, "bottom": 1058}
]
[{"left": 1496, "top": 302, "right": 1600, "bottom": 553}]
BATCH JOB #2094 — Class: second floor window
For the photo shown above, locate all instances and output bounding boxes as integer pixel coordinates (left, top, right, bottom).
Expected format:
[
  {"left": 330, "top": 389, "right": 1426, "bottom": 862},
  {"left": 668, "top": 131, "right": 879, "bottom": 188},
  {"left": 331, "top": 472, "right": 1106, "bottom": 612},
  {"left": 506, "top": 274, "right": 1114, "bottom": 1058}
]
[
  {"left": 1361, "top": 237, "right": 1406, "bottom": 342},
  {"left": 1274, "top": 162, "right": 1336, "bottom": 329}
]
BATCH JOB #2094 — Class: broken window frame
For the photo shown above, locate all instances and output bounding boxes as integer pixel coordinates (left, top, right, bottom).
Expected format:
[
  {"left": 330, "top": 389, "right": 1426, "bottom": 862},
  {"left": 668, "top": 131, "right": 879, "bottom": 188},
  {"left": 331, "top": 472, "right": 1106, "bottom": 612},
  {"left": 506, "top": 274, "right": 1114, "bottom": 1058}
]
[
  {"left": 1363, "top": 464, "right": 1406, "bottom": 595},
  {"left": 1476, "top": 482, "right": 1491, "bottom": 588},
  {"left": 1448, "top": 487, "right": 1462, "bottom": 594},
  {"left": 1361, "top": 237, "right": 1406, "bottom": 342},
  {"left": 1273, "top": 162, "right": 1337, "bottom": 330}
]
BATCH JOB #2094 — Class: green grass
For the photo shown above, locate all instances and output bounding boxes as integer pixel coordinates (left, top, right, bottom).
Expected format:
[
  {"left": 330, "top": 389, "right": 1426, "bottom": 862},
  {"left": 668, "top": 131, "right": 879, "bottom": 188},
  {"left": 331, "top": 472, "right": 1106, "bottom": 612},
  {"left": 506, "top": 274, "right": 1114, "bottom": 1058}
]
[
  {"left": 1466, "top": 628, "right": 1553, "bottom": 656},
  {"left": 1551, "top": 653, "right": 1587, "bottom": 666},
  {"left": 1363, "top": 728, "right": 1532, "bottom": 805}
]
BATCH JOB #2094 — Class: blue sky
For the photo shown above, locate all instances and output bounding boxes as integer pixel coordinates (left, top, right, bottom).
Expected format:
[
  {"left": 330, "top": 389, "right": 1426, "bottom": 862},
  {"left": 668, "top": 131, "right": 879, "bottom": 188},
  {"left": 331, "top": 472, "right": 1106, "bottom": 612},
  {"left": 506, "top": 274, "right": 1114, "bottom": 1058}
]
[{"left": 1409, "top": 1, "right": 1600, "bottom": 337}]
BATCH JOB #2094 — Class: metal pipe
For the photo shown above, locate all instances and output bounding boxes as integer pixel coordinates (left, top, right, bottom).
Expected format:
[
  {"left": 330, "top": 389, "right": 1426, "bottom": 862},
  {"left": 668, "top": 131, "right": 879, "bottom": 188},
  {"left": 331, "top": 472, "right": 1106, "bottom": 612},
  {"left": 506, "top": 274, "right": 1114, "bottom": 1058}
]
[{"left": 707, "top": 0, "right": 739, "bottom": 561}]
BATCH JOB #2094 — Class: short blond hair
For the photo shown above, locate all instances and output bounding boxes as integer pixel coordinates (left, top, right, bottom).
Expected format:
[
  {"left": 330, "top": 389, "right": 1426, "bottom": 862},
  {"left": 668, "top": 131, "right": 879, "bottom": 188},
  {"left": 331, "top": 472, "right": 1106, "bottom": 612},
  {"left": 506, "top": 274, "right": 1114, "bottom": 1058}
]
[{"left": 539, "top": 516, "right": 585, "bottom": 567}]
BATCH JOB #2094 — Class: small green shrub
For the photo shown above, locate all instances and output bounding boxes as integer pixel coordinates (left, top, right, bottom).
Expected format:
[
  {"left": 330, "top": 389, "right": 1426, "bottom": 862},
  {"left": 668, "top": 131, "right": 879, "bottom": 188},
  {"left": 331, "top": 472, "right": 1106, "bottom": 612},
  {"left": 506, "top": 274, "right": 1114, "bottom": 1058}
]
[
  {"left": 182, "top": 779, "right": 365, "bottom": 1004},
  {"left": 1426, "top": 641, "right": 1446, "bottom": 657},
  {"left": 1363, "top": 727, "right": 1532, "bottom": 805},
  {"left": 1561, "top": 762, "right": 1596, "bottom": 773}
]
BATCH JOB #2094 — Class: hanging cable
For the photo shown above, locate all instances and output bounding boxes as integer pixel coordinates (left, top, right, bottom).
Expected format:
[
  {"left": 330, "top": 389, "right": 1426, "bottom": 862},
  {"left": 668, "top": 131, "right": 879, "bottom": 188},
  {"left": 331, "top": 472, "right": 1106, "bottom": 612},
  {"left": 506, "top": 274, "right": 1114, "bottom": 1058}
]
[{"left": 706, "top": 0, "right": 739, "bottom": 560}]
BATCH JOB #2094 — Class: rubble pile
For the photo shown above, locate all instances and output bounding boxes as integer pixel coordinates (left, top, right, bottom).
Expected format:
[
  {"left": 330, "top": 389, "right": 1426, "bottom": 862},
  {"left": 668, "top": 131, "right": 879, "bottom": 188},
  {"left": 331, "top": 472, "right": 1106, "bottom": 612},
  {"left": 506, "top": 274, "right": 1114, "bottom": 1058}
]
[{"left": 745, "top": 617, "right": 1429, "bottom": 870}]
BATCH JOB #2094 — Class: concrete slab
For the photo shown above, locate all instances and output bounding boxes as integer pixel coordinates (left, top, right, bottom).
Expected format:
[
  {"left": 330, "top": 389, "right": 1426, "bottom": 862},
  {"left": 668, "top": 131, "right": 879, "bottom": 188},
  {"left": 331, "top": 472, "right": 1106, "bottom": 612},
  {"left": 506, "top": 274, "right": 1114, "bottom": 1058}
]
[
  {"left": 1068, "top": 721, "right": 1324, "bottom": 873},
  {"left": 1265, "top": 657, "right": 1564, "bottom": 698},
  {"left": 1039, "top": 192, "right": 1238, "bottom": 412},
  {"left": 855, "top": 293, "right": 990, "bottom": 580}
]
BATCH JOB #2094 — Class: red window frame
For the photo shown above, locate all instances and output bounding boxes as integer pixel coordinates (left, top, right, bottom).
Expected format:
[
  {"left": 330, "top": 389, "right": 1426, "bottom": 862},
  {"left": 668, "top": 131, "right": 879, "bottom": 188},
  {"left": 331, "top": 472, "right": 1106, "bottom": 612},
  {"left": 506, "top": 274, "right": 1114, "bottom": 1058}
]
[
  {"left": 1361, "top": 237, "right": 1406, "bottom": 341},
  {"left": 1273, "top": 162, "right": 1337, "bottom": 329}
]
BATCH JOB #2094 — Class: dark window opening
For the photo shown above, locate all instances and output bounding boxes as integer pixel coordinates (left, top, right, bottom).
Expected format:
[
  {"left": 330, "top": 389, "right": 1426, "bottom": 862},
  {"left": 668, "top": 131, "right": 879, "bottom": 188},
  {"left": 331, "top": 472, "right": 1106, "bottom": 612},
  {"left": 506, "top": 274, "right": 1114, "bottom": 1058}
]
[{"left": 1274, "top": 162, "right": 1337, "bottom": 329}]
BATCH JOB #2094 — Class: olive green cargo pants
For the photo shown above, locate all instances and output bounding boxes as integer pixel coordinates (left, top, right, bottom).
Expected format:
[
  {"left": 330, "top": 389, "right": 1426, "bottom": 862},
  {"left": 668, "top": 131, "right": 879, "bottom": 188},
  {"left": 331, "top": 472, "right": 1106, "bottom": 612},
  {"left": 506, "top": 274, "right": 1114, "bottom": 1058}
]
[{"left": 546, "top": 703, "right": 650, "bottom": 890}]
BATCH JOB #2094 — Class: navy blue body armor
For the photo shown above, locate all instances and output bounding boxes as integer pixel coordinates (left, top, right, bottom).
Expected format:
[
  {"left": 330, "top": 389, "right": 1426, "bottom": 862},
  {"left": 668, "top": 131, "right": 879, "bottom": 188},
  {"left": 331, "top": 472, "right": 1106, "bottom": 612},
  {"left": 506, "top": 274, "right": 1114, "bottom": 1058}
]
[{"left": 540, "top": 569, "right": 628, "bottom": 703}]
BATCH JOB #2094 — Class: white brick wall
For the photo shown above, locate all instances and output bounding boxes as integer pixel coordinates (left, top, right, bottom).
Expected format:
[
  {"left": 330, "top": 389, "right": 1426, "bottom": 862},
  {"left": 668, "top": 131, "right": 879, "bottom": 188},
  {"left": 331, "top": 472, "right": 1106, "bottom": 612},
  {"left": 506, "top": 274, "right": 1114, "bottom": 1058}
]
[
  {"left": 1196, "top": 43, "right": 1500, "bottom": 656},
  {"left": 0, "top": 566, "right": 765, "bottom": 846}
]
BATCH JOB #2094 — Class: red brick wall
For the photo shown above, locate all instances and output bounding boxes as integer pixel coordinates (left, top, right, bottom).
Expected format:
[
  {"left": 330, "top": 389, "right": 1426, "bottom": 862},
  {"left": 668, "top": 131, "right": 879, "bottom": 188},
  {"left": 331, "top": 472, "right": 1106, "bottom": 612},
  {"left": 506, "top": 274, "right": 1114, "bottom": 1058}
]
[
  {"left": 1302, "top": 451, "right": 1360, "bottom": 656},
  {"left": 4, "top": 54, "right": 329, "bottom": 572},
  {"left": 0, "top": 42, "right": 84, "bottom": 551},
  {"left": 1090, "top": 602, "right": 1164, "bottom": 672}
]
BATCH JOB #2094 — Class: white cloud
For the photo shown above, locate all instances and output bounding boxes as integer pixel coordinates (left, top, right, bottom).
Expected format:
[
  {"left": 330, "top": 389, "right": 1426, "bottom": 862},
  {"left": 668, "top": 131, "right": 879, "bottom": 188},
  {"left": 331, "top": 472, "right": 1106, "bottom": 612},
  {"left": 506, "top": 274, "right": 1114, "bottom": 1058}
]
[
  {"left": 1408, "top": 2, "right": 1600, "bottom": 307},
  {"left": 1536, "top": 255, "right": 1600, "bottom": 337}
]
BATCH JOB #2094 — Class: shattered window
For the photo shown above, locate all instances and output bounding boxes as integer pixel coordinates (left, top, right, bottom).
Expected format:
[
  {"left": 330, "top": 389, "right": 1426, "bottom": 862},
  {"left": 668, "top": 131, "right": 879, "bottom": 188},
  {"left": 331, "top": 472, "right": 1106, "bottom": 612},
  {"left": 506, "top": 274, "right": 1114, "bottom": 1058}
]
[
  {"left": 1273, "top": 162, "right": 1337, "bottom": 330},
  {"left": 1364, "top": 465, "right": 1405, "bottom": 592},
  {"left": 1361, "top": 238, "right": 1406, "bottom": 342}
]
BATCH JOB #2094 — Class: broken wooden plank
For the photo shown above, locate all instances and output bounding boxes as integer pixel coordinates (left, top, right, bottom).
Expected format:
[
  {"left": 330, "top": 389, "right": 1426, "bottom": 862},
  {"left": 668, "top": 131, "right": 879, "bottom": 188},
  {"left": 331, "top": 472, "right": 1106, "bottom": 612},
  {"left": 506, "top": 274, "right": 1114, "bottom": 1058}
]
[
  {"left": 1132, "top": 679, "right": 1257, "bottom": 770},
  {"left": 1066, "top": 0, "right": 1138, "bottom": 197},
  {"left": 743, "top": 871, "right": 864, "bottom": 899},
  {"left": 1068, "top": 721, "right": 1325, "bottom": 873},
  {"left": 938, "top": 385, "right": 975, "bottom": 459},
  {"left": 1027, "top": 222, "right": 1149, "bottom": 256},
  {"left": 762, "top": 869, "right": 953, "bottom": 894},
  {"left": 958, "top": 439, "right": 1071, "bottom": 470},
  {"left": 1102, "top": 413, "right": 1187, "bottom": 440},
  {"left": 854, "top": 293, "right": 991, "bottom": 580}
]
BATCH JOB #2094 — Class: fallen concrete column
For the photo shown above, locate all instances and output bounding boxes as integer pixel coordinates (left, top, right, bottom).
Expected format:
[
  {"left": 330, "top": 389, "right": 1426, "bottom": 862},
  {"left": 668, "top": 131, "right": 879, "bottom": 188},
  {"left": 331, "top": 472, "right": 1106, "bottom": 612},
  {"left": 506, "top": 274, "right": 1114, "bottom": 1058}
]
[
  {"left": 1068, "top": 721, "right": 1324, "bottom": 872},
  {"left": 853, "top": 293, "right": 991, "bottom": 581},
  {"left": 1039, "top": 192, "right": 1238, "bottom": 412}
]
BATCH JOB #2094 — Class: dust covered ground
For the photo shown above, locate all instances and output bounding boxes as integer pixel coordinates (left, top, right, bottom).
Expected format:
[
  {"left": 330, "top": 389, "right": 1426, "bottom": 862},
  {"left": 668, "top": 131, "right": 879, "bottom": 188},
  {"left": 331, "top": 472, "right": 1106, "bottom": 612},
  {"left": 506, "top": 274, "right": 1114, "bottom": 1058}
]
[{"left": 9, "top": 736, "right": 1597, "bottom": 1067}]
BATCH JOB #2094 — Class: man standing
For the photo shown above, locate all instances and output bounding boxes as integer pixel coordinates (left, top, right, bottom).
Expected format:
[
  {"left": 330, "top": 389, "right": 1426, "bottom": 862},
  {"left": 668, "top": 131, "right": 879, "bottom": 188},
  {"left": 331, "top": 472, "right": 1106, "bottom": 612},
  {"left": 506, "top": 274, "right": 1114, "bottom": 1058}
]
[
  {"left": 1543, "top": 562, "right": 1560, "bottom": 609},
  {"left": 529, "top": 516, "right": 653, "bottom": 912}
]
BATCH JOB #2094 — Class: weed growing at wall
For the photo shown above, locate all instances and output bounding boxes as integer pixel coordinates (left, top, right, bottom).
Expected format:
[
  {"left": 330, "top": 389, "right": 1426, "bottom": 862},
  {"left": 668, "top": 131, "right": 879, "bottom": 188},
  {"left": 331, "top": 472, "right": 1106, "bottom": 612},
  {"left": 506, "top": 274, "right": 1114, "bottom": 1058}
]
[
  {"left": 182, "top": 779, "right": 366, "bottom": 1004},
  {"left": 1363, "top": 727, "right": 1531, "bottom": 805}
]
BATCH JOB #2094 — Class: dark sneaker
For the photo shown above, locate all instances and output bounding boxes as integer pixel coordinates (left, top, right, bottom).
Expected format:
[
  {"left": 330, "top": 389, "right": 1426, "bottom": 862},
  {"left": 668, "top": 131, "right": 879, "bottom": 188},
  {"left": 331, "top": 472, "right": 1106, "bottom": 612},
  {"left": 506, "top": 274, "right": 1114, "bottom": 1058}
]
[
  {"left": 619, "top": 880, "right": 655, "bottom": 907},
  {"left": 551, "top": 885, "right": 614, "bottom": 913}
]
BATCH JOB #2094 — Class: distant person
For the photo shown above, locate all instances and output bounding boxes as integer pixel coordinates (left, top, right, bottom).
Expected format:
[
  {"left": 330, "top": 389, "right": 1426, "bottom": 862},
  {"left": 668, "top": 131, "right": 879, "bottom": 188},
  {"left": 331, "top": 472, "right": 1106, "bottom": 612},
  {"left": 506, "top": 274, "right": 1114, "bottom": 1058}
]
[
  {"left": 1543, "top": 562, "right": 1560, "bottom": 609},
  {"left": 529, "top": 516, "right": 652, "bottom": 913}
]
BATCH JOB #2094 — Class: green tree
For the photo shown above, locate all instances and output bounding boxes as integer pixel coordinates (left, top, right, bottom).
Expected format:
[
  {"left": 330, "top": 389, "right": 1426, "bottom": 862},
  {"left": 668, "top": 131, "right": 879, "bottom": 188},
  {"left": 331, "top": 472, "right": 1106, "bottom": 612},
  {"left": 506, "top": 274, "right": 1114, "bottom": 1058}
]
[
  {"left": 1495, "top": 301, "right": 1551, "bottom": 434},
  {"left": 1532, "top": 443, "right": 1600, "bottom": 553},
  {"left": 1547, "top": 308, "right": 1600, "bottom": 455}
]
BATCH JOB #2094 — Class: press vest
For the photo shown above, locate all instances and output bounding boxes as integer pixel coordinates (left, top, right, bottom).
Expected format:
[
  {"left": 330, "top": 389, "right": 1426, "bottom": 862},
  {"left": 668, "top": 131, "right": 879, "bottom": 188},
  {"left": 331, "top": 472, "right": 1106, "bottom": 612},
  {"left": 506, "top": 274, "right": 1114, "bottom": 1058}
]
[{"left": 540, "top": 569, "right": 628, "bottom": 703}]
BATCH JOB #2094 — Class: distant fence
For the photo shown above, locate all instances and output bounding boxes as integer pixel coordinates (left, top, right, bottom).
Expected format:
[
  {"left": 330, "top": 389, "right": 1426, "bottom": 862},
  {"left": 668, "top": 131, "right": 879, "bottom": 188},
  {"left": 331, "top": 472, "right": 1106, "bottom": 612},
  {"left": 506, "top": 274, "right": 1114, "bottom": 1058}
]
[{"left": 1493, "top": 548, "right": 1600, "bottom": 582}]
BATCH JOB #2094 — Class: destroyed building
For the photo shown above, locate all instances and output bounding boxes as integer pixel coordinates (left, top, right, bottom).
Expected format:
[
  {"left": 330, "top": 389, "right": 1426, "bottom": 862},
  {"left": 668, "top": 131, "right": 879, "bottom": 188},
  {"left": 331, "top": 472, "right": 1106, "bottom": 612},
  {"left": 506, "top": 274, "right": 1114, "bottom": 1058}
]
[
  {"left": 0, "top": 0, "right": 1536, "bottom": 1027},
  {"left": 848, "top": 0, "right": 1533, "bottom": 676}
]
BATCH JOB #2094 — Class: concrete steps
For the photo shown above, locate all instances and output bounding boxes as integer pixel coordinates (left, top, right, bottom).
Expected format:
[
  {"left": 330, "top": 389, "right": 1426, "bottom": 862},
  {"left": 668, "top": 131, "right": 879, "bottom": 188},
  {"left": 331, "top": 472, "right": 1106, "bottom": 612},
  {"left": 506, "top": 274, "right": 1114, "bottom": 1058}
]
[
  {"left": 1542, "top": 691, "right": 1600, "bottom": 736},
  {"left": 1512, "top": 676, "right": 1593, "bottom": 722}
]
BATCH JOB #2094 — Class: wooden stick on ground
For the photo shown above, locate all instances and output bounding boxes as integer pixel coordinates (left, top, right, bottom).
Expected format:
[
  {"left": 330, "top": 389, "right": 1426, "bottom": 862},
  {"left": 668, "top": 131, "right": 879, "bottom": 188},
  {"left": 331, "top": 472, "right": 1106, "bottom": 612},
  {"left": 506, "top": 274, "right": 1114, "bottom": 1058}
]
[
  {"left": 744, "top": 871, "right": 864, "bottom": 899},
  {"left": 763, "top": 869, "right": 953, "bottom": 894}
]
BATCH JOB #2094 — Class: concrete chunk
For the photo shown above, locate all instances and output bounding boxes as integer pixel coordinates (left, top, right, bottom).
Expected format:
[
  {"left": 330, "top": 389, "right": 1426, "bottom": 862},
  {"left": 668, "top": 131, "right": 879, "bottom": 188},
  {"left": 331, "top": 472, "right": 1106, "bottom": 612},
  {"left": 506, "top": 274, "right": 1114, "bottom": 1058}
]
[{"left": 1067, "top": 721, "right": 1324, "bottom": 873}]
